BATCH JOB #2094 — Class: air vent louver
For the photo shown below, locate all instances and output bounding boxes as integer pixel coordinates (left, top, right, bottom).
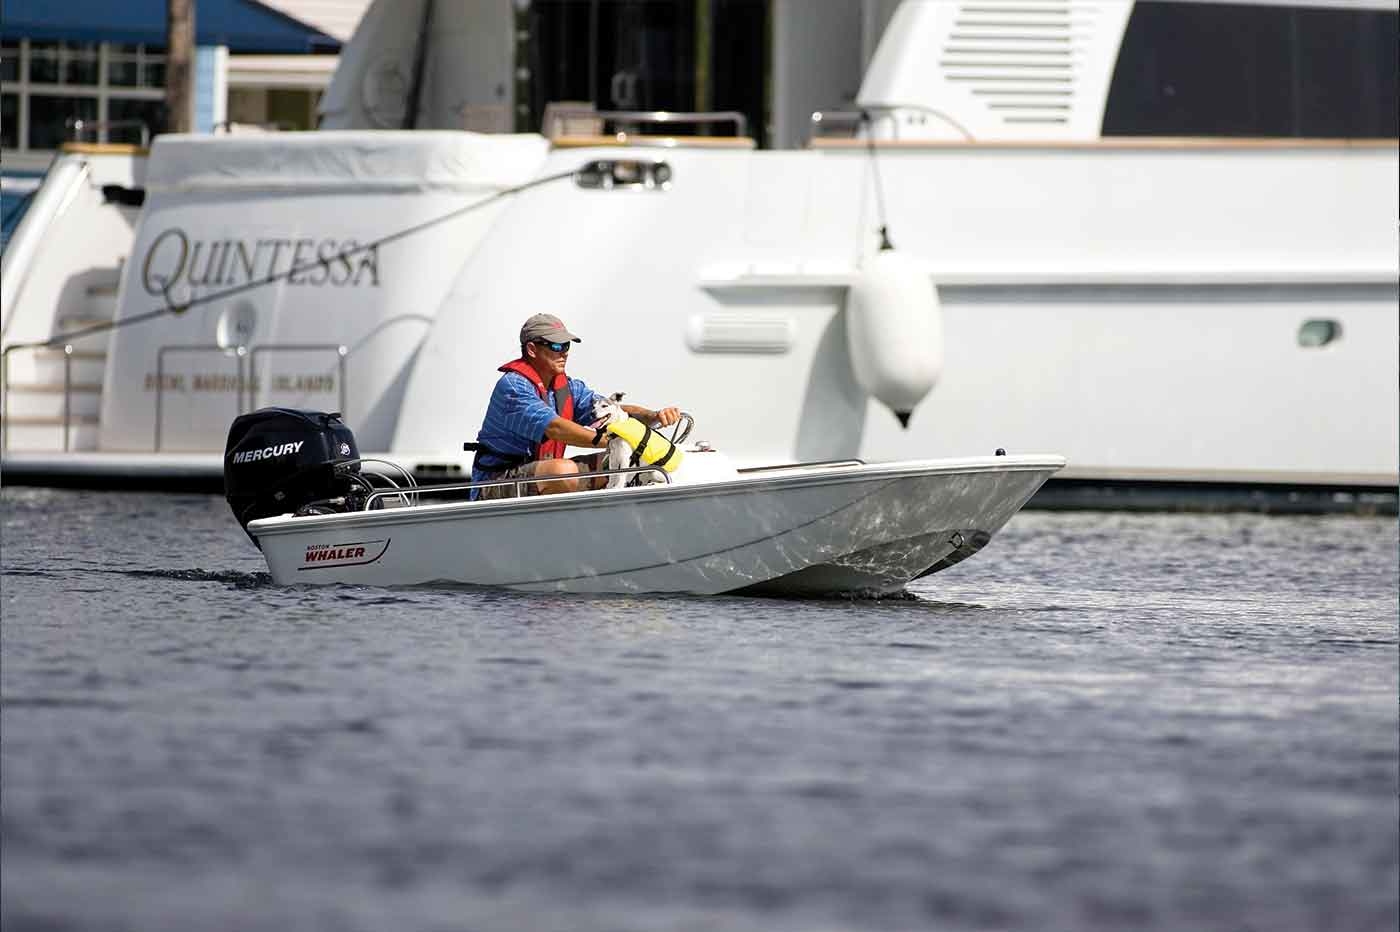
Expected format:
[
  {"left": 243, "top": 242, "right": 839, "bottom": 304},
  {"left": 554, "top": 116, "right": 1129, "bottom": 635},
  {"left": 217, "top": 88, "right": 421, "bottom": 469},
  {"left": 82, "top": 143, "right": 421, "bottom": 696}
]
[{"left": 942, "top": 1, "right": 1101, "bottom": 127}]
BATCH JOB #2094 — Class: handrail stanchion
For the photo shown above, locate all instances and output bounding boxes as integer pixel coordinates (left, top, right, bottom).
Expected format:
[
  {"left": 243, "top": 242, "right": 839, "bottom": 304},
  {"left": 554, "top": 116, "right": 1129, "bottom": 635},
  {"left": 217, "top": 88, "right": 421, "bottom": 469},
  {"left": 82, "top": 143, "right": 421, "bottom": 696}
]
[
  {"left": 236, "top": 345, "right": 248, "bottom": 414},
  {"left": 338, "top": 345, "right": 348, "bottom": 415},
  {"left": 154, "top": 344, "right": 244, "bottom": 451},
  {"left": 62, "top": 344, "right": 72, "bottom": 452},
  {"left": 154, "top": 346, "right": 166, "bottom": 451},
  {"left": 2, "top": 341, "right": 73, "bottom": 452},
  {"left": 248, "top": 343, "right": 351, "bottom": 416},
  {"left": 1, "top": 345, "right": 10, "bottom": 453}
]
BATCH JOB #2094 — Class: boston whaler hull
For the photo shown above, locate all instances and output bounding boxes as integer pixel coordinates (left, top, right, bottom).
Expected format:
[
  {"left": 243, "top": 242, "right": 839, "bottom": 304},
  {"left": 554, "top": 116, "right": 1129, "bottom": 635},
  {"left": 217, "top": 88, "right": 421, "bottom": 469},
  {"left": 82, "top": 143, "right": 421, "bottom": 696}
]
[{"left": 247, "top": 455, "right": 1063, "bottom": 596}]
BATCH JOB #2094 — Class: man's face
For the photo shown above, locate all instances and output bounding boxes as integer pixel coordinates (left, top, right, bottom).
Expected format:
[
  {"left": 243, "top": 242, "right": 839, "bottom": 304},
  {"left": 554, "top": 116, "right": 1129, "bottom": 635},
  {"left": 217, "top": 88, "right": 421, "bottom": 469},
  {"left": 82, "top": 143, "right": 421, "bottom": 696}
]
[{"left": 529, "top": 340, "right": 570, "bottom": 376}]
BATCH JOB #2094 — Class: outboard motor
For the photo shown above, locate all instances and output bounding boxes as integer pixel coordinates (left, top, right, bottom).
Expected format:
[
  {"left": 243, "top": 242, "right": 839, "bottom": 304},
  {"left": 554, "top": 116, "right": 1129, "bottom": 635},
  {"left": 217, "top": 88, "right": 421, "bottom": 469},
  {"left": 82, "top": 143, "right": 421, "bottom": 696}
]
[{"left": 224, "top": 407, "right": 361, "bottom": 543}]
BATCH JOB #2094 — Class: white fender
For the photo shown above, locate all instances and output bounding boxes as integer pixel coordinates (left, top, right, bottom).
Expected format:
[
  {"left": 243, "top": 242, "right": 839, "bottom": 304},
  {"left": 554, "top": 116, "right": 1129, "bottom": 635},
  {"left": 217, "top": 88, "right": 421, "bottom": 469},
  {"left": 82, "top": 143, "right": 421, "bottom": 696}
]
[{"left": 844, "top": 249, "right": 943, "bottom": 427}]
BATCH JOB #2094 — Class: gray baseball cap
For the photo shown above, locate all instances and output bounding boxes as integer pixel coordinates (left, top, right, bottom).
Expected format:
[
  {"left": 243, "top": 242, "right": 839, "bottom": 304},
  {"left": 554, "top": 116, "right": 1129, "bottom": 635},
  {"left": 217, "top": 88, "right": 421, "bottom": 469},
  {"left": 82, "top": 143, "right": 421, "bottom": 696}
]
[{"left": 519, "top": 313, "right": 581, "bottom": 345}]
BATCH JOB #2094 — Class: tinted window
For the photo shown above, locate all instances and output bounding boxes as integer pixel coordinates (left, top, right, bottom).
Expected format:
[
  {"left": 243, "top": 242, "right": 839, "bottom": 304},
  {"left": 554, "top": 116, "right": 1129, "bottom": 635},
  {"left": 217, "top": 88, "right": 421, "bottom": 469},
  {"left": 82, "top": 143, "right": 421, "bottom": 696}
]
[
  {"left": 524, "top": 0, "right": 767, "bottom": 145},
  {"left": 1102, "top": 2, "right": 1398, "bottom": 137}
]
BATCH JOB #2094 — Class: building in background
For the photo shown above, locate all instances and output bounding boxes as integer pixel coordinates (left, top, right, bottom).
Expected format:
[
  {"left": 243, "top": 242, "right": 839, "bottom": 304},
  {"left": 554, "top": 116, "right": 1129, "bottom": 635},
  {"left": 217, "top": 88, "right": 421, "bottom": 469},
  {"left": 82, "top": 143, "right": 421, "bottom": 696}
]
[{"left": 0, "top": 0, "right": 370, "bottom": 171}]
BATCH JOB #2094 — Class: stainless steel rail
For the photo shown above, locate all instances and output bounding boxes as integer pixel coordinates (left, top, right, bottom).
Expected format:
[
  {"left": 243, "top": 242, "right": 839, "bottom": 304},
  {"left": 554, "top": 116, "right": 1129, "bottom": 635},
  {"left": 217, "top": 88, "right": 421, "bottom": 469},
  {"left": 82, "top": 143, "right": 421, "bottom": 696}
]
[
  {"left": 737, "top": 459, "right": 865, "bottom": 473},
  {"left": 66, "top": 118, "right": 152, "bottom": 147},
  {"left": 547, "top": 107, "right": 748, "bottom": 138},
  {"left": 153, "top": 341, "right": 349, "bottom": 451},
  {"left": 154, "top": 344, "right": 246, "bottom": 451},
  {"left": 248, "top": 344, "right": 348, "bottom": 414},
  {"left": 0, "top": 341, "right": 75, "bottom": 452},
  {"left": 360, "top": 464, "right": 672, "bottom": 510},
  {"left": 809, "top": 106, "right": 974, "bottom": 143},
  {"left": 211, "top": 120, "right": 294, "bottom": 134}
]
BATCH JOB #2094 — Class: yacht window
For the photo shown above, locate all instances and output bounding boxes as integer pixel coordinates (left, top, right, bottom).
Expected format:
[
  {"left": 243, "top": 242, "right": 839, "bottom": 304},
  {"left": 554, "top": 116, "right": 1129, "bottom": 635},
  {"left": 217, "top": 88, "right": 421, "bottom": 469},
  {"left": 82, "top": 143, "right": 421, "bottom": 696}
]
[
  {"left": 0, "top": 93, "right": 17, "bottom": 150},
  {"left": 1102, "top": 3, "right": 1398, "bottom": 138},
  {"left": 1297, "top": 319, "right": 1341, "bottom": 348}
]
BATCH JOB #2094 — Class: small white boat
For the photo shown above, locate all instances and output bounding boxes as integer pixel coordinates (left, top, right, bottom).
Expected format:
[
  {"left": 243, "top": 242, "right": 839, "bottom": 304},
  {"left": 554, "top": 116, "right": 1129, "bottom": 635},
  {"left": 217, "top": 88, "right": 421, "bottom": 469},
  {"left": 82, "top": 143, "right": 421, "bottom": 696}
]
[{"left": 229, "top": 409, "right": 1062, "bottom": 597}]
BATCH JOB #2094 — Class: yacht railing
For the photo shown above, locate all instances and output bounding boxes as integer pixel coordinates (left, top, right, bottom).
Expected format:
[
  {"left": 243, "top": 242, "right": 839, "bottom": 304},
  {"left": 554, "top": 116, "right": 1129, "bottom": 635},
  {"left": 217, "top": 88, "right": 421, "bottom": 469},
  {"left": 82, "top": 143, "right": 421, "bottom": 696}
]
[
  {"left": 66, "top": 118, "right": 151, "bottom": 147},
  {"left": 154, "top": 344, "right": 247, "bottom": 451},
  {"left": 247, "top": 344, "right": 348, "bottom": 414},
  {"left": 545, "top": 107, "right": 748, "bottom": 139},
  {"left": 0, "top": 341, "right": 76, "bottom": 452},
  {"left": 808, "top": 106, "right": 974, "bottom": 143},
  {"left": 154, "top": 341, "right": 348, "bottom": 451},
  {"left": 211, "top": 120, "right": 295, "bottom": 134}
]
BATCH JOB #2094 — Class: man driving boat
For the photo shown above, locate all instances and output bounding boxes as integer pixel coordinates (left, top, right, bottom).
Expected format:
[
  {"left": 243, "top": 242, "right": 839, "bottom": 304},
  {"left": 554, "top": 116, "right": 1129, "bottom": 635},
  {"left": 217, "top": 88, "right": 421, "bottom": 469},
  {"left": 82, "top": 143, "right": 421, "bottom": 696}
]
[{"left": 469, "top": 314, "right": 680, "bottom": 499}]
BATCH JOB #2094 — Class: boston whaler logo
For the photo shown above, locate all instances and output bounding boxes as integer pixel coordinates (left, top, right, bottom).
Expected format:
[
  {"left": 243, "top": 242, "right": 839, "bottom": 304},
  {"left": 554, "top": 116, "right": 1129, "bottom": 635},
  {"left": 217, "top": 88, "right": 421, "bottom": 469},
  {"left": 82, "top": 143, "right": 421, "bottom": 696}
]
[
  {"left": 231, "top": 440, "right": 304, "bottom": 465},
  {"left": 142, "top": 227, "right": 381, "bottom": 296},
  {"left": 300, "top": 539, "right": 391, "bottom": 570}
]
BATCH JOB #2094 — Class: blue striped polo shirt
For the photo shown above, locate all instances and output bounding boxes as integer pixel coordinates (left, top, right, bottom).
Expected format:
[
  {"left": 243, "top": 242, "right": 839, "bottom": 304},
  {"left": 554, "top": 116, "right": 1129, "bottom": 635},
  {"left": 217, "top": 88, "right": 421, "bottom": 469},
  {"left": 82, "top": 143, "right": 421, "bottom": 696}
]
[{"left": 471, "top": 371, "right": 599, "bottom": 482}]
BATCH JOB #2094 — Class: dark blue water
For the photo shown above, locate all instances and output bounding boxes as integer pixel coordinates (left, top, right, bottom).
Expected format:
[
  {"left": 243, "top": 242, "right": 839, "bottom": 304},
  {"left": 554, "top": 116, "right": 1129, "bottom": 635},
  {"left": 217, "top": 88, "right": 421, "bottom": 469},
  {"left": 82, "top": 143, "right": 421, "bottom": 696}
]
[{"left": 2, "top": 487, "right": 1396, "bottom": 931}]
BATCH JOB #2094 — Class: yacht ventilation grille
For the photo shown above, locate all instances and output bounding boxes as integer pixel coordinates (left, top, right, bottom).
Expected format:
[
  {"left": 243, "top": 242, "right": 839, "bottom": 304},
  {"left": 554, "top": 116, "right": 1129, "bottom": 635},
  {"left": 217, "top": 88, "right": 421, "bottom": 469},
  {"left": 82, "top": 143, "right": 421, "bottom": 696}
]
[
  {"left": 941, "top": 1, "right": 1101, "bottom": 127},
  {"left": 685, "top": 314, "right": 795, "bottom": 355}
]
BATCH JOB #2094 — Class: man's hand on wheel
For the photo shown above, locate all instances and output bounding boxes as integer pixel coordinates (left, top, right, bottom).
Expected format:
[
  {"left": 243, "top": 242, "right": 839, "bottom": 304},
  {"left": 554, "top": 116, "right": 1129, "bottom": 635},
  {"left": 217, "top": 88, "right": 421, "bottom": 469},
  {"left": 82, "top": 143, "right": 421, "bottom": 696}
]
[{"left": 653, "top": 407, "right": 681, "bottom": 427}]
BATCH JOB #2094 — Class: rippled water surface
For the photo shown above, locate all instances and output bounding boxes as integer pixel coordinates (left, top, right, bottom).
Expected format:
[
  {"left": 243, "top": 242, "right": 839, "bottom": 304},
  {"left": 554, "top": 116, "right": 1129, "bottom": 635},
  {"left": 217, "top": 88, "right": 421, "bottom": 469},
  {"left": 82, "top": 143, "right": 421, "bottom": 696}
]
[{"left": 2, "top": 487, "right": 1396, "bottom": 931}]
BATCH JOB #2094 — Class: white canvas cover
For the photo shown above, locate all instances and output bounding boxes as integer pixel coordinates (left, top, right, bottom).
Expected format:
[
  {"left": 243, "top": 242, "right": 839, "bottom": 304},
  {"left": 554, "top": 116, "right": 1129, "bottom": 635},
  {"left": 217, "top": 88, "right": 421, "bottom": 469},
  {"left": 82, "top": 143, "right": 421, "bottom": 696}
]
[{"left": 144, "top": 130, "right": 547, "bottom": 193}]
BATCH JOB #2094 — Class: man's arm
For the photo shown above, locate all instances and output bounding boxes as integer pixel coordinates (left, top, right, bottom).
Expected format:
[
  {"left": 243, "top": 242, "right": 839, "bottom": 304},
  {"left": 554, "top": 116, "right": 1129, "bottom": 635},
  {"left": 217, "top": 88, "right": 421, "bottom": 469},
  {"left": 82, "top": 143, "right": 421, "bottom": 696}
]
[
  {"left": 542, "top": 404, "right": 682, "bottom": 448},
  {"left": 568, "top": 378, "right": 679, "bottom": 429},
  {"left": 543, "top": 416, "right": 607, "bottom": 447},
  {"left": 621, "top": 403, "right": 681, "bottom": 427}
]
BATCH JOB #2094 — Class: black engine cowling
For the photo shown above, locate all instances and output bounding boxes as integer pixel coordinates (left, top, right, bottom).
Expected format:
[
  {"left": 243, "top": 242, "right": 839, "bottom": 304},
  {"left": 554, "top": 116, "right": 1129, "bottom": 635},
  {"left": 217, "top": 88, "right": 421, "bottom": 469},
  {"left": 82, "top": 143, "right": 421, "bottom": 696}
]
[{"left": 224, "top": 408, "right": 360, "bottom": 542}]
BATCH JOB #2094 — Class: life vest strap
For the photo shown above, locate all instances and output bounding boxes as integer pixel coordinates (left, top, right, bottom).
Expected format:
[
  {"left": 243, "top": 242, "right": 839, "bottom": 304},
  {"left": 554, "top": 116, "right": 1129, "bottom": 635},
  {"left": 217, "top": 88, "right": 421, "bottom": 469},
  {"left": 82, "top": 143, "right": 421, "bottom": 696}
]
[
  {"left": 651, "top": 435, "right": 677, "bottom": 469},
  {"left": 629, "top": 424, "right": 652, "bottom": 468},
  {"left": 465, "top": 440, "right": 530, "bottom": 473},
  {"left": 495, "top": 359, "right": 575, "bottom": 461}
]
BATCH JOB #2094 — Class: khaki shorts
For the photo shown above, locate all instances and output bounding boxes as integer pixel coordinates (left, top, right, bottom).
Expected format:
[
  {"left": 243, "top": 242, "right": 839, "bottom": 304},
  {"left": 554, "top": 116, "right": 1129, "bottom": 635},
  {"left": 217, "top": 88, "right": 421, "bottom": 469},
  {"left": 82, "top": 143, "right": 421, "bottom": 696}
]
[{"left": 475, "top": 453, "right": 606, "bottom": 500}]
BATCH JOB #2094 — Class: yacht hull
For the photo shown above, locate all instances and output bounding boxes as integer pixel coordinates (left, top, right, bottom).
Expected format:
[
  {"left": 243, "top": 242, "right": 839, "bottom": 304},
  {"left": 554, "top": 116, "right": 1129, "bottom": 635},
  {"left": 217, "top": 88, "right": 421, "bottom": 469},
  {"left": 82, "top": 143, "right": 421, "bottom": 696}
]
[{"left": 247, "top": 455, "right": 1062, "bottom": 596}]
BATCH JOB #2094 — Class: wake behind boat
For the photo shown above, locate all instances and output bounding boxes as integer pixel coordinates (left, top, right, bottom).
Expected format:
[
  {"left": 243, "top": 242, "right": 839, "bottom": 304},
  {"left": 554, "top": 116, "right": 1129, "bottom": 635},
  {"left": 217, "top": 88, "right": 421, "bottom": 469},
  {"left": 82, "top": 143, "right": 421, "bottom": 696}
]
[{"left": 227, "top": 408, "right": 1062, "bottom": 597}]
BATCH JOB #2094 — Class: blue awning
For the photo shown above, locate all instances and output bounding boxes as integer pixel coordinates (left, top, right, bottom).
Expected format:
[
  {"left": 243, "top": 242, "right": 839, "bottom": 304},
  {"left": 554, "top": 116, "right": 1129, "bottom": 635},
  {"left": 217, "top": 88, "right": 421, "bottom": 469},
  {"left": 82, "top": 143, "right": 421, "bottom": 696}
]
[{"left": 1, "top": 0, "right": 340, "bottom": 53}]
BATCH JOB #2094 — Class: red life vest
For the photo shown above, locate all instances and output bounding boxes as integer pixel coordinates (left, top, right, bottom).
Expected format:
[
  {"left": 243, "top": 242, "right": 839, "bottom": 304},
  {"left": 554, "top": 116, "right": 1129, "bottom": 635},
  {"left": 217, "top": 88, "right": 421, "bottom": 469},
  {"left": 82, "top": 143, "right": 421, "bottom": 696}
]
[{"left": 498, "top": 359, "right": 574, "bottom": 460}]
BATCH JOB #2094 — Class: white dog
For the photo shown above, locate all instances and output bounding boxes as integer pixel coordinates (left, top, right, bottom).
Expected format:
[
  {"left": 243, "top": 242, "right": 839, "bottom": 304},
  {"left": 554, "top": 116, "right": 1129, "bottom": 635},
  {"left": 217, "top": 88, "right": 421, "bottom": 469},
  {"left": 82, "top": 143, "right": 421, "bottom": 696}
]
[{"left": 590, "top": 392, "right": 642, "bottom": 489}]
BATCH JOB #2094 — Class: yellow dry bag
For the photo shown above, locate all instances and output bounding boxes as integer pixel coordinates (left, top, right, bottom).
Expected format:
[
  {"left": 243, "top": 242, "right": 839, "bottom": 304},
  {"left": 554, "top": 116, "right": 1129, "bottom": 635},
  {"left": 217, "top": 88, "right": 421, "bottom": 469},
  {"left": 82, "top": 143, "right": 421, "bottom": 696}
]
[{"left": 605, "top": 417, "right": 684, "bottom": 473}]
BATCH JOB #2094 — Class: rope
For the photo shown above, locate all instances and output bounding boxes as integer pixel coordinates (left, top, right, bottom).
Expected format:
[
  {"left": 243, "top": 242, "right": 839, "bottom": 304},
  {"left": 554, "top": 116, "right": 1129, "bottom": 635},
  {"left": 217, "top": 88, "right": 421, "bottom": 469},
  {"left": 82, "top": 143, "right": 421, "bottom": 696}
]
[
  {"left": 22, "top": 168, "right": 581, "bottom": 350},
  {"left": 860, "top": 109, "right": 895, "bottom": 251}
]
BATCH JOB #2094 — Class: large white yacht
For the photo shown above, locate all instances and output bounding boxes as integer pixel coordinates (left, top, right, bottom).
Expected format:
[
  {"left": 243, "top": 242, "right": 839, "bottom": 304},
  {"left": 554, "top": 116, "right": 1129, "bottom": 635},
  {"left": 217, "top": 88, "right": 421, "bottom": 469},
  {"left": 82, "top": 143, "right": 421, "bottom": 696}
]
[{"left": 2, "top": 0, "right": 1396, "bottom": 510}]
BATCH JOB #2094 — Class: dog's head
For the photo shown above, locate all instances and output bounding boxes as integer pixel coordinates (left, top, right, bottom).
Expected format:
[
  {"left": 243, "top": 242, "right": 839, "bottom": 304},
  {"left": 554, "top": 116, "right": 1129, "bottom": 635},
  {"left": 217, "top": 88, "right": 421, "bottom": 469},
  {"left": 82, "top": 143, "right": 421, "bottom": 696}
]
[{"left": 591, "top": 391, "right": 628, "bottom": 428}]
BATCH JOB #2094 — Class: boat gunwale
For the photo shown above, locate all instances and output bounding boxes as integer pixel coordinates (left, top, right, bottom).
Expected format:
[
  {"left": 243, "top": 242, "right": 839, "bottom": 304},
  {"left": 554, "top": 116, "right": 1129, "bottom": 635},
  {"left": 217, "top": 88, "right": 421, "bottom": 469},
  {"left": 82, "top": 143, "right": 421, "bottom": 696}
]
[{"left": 246, "top": 454, "right": 1066, "bottom": 539}]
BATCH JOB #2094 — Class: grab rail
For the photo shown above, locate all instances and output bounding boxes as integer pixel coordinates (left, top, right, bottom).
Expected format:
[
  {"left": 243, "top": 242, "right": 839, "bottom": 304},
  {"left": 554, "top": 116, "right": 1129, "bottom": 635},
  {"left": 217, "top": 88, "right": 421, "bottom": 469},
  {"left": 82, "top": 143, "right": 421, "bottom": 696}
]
[
  {"left": 809, "top": 106, "right": 974, "bottom": 143},
  {"left": 154, "top": 344, "right": 246, "bottom": 451},
  {"left": 153, "top": 341, "right": 350, "bottom": 451},
  {"left": 0, "top": 341, "right": 76, "bottom": 452},
  {"left": 737, "top": 459, "right": 864, "bottom": 473},
  {"left": 359, "top": 464, "right": 672, "bottom": 510},
  {"left": 211, "top": 120, "right": 295, "bottom": 134},
  {"left": 545, "top": 107, "right": 748, "bottom": 138},
  {"left": 66, "top": 118, "right": 151, "bottom": 147},
  {"left": 247, "top": 343, "right": 348, "bottom": 413}
]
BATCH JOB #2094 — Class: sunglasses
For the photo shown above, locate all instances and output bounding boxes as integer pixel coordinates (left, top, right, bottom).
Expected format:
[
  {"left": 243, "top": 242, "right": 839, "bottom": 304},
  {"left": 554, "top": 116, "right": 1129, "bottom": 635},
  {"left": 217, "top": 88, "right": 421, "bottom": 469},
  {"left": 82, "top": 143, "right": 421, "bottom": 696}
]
[{"left": 534, "top": 340, "right": 571, "bottom": 354}]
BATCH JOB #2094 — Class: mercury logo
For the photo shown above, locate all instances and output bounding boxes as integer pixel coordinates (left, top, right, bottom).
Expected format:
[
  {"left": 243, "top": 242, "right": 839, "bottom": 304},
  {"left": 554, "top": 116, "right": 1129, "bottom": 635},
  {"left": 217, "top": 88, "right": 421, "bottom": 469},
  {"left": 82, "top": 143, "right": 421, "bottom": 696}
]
[{"left": 231, "top": 440, "right": 304, "bottom": 464}]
